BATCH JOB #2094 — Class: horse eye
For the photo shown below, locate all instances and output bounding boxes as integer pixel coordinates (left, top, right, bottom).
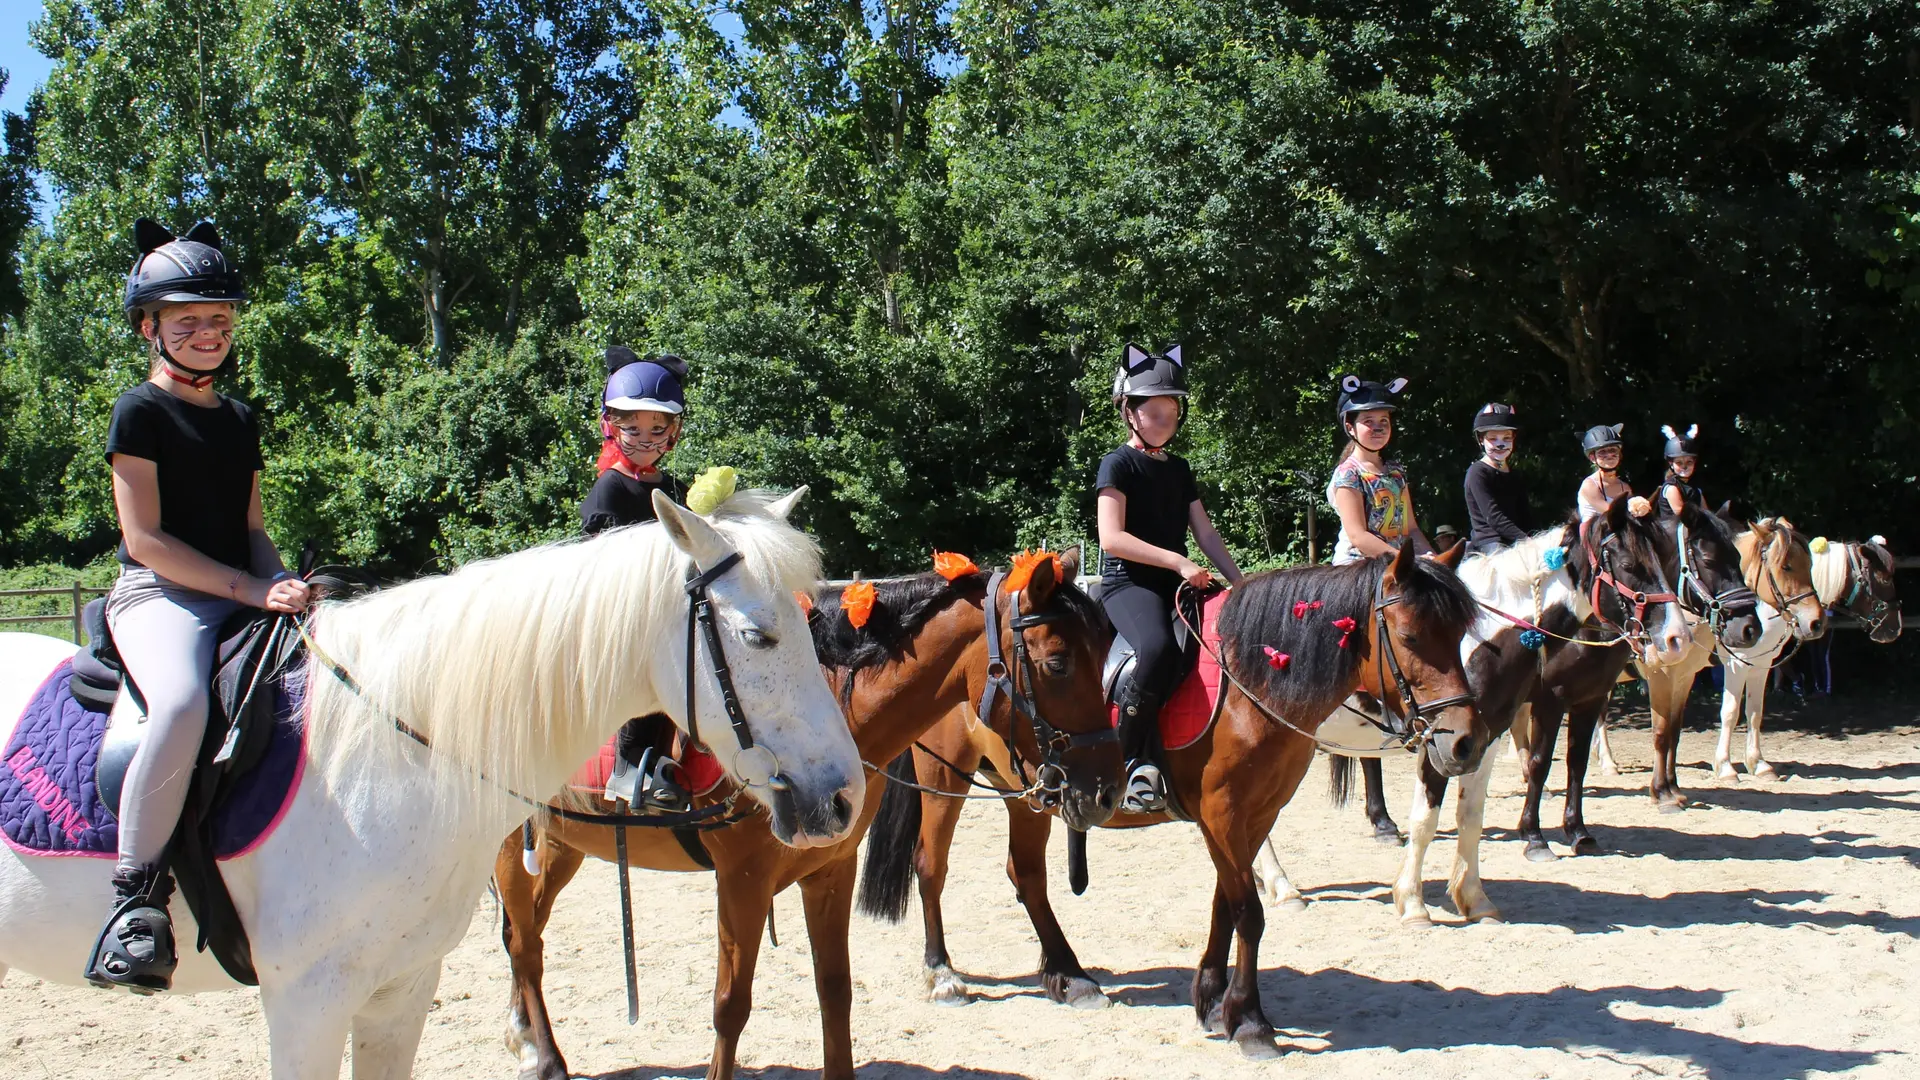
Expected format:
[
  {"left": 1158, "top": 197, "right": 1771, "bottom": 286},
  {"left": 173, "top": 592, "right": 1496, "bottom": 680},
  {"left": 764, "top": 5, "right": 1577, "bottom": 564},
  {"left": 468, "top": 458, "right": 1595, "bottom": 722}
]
[
  {"left": 741, "top": 627, "right": 776, "bottom": 649},
  {"left": 1044, "top": 656, "right": 1071, "bottom": 677},
  {"left": 1399, "top": 633, "right": 1419, "bottom": 648}
]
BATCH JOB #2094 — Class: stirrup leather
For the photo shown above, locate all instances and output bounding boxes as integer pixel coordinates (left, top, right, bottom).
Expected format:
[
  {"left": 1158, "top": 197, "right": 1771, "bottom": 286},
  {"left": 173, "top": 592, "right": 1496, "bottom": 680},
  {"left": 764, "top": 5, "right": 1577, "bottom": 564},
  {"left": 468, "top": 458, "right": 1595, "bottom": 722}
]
[{"left": 85, "top": 865, "right": 178, "bottom": 994}]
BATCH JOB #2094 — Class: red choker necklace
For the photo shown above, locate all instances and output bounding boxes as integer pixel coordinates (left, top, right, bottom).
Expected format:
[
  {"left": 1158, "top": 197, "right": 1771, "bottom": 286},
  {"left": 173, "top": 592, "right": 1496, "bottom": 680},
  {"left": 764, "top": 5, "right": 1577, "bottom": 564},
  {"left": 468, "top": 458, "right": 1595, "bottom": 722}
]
[{"left": 162, "top": 365, "right": 216, "bottom": 390}]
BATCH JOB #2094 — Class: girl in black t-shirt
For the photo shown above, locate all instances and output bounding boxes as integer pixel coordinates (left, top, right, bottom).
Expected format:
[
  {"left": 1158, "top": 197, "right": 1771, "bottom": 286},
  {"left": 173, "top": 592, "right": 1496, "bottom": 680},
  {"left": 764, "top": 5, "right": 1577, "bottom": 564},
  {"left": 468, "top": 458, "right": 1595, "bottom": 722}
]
[
  {"left": 581, "top": 347, "right": 691, "bottom": 810},
  {"left": 87, "top": 220, "right": 310, "bottom": 992},
  {"left": 1657, "top": 423, "right": 1707, "bottom": 518},
  {"left": 1096, "top": 343, "right": 1243, "bottom": 814}
]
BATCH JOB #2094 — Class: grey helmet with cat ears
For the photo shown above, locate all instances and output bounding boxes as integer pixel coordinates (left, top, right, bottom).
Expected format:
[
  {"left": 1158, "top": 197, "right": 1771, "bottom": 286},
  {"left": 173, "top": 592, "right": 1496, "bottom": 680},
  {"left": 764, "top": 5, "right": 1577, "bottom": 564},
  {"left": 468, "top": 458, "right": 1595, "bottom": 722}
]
[
  {"left": 1111, "top": 342, "right": 1188, "bottom": 407},
  {"left": 1336, "top": 375, "right": 1408, "bottom": 421},
  {"left": 122, "top": 219, "right": 246, "bottom": 331},
  {"left": 1580, "top": 423, "right": 1625, "bottom": 455},
  {"left": 1661, "top": 423, "right": 1700, "bottom": 460}
]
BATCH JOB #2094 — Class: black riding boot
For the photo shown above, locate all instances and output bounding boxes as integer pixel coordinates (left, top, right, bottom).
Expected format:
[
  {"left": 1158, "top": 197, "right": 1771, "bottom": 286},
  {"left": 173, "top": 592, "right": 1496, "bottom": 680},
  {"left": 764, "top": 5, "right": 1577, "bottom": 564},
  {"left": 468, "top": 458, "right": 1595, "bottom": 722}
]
[
  {"left": 1117, "top": 684, "right": 1168, "bottom": 814},
  {"left": 85, "top": 864, "right": 177, "bottom": 994}
]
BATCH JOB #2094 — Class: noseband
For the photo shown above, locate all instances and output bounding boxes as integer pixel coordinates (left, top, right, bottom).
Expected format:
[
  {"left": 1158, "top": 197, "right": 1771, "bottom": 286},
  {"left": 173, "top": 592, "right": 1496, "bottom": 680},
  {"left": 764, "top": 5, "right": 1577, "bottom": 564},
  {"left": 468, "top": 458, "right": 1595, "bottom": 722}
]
[
  {"left": 1369, "top": 574, "right": 1474, "bottom": 753},
  {"left": 1671, "top": 521, "right": 1759, "bottom": 645},
  {"left": 1842, "top": 544, "right": 1901, "bottom": 638},
  {"left": 1751, "top": 528, "right": 1817, "bottom": 640},
  {"left": 1581, "top": 516, "right": 1678, "bottom": 648},
  {"left": 977, "top": 570, "right": 1117, "bottom": 805}
]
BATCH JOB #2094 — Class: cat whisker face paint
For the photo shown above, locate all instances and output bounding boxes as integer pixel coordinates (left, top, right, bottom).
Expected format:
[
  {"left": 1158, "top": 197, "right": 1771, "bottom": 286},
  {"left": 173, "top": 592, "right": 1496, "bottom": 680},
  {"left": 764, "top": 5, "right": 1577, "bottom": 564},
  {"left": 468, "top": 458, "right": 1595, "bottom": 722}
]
[{"left": 150, "top": 302, "right": 236, "bottom": 371}]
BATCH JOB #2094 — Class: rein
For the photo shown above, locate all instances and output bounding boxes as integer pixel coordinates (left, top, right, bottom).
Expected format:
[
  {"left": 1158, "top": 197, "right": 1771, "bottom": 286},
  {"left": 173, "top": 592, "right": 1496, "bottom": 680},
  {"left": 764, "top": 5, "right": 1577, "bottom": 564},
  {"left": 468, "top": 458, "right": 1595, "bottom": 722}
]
[
  {"left": 1178, "top": 567, "right": 1469, "bottom": 757},
  {"left": 1581, "top": 516, "right": 1678, "bottom": 649},
  {"left": 296, "top": 551, "right": 771, "bottom": 832}
]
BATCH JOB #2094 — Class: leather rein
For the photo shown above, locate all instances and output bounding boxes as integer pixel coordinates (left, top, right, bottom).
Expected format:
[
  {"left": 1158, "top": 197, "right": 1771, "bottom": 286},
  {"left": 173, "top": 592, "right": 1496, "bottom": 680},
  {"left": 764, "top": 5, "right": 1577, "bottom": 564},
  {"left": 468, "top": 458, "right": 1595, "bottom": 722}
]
[{"left": 1580, "top": 515, "right": 1680, "bottom": 649}]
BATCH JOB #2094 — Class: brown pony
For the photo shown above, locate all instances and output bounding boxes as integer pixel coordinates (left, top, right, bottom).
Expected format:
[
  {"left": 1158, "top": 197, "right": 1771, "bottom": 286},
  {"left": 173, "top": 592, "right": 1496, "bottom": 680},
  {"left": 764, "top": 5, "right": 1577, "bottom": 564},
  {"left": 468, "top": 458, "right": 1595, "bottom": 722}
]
[
  {"left": 492, "top": 551, "right": 1118, "bottom": 1080},
  {"left": 859, "top": 543, "right": 1486, "bottom": 1059}
]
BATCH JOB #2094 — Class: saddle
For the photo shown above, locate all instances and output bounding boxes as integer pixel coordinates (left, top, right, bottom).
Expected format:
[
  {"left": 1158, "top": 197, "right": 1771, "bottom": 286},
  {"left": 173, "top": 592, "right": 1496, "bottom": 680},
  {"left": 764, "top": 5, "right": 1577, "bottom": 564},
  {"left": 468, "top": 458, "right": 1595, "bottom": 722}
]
[
  {"left": 1102, "top": 589, "right": 1231, "bottom": 818},
  {"left": 66, "top": 595, "right": 304, "bottom": 987}
]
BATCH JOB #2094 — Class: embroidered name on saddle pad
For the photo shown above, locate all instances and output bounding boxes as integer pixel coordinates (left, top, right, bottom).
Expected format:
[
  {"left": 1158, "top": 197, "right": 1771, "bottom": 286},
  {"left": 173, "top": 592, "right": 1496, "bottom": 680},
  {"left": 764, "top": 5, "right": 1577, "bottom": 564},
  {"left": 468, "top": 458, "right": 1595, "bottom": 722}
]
[{"left": 0, "top": 658, "right": 306, "bottom": 860}]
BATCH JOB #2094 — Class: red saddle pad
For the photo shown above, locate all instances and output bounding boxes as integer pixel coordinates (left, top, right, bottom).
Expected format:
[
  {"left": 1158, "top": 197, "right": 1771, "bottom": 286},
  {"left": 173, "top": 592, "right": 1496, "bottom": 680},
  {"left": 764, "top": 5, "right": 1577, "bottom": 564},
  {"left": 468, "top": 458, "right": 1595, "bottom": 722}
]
[
  {"left": 569, "top": 728, "right": 724, "bottom": 800},
  {"left": 1106, "top": 590, "right": 1228, "bottom": 752}
]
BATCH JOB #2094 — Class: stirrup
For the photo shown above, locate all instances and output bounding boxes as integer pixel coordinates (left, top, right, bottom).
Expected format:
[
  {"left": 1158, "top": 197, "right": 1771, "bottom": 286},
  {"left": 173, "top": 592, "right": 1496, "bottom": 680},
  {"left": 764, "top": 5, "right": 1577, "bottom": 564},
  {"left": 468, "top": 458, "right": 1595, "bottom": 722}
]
[
  {"left": 84, "top": 866, "right": 177, "bottom": 994},
  {"left": 1120, "top": 762, "right": 1167, "bottom": 815},
  {"left": 636, "top": 751, "right": 691, "bottom": 814}
]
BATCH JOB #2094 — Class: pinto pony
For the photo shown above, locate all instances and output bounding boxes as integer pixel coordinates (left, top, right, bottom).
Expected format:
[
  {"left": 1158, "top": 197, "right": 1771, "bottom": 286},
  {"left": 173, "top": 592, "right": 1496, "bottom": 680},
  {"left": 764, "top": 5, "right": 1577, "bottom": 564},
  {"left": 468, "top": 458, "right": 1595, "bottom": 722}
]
[
  {"left": 861, "top": 543, "right": 1486, "bottom": 1059},
  {"left": 0, "top": 489, "right": 863, "bottom": 1080},
  {"left": 494, "top": 550, "right": 1118, "bottom": 1080}
]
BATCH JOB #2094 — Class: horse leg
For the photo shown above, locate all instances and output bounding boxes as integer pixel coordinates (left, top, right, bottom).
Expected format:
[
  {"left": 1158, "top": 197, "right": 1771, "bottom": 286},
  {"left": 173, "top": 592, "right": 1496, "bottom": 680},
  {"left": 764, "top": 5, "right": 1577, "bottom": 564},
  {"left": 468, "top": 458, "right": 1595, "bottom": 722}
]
[
  {"left": 1360, "top": 757, "right": 1402, "bottom": 843},
  {"left": 1191, "top": 881, "right": 1234, "bottom": 1036},
  {"left": 1390, "top": 760, "right": 1448, "bottom": 925},
  {"left": 1206, "top": 845, "right": 1279, "bottom": 1060},
  {"left": 1714, "top": 673, "right": 1742, "bottom": 781},
  {"left": 1253, "top": 836, "right": 1306, "bottom": 912},
  {"left": 350, "top": 962, "right": 442, "bottom": 1080},
  {"left": 1737, "top": 665, "right": 1780, "bottom": 779},
  {"left": 1518, "top": 702, "right": 1563, "bottom": 862},
  {"left": 1447, "top": 749, "right": 1502, "bottom": 922},
  {"left": 708, "top": 877, "right": 775, "bottom": 1080},
  {"left": 799, "top": 855, "right": 859, "bottom": 1080},
  {"left": 1593, "top": 714, "right": 1623, "bottom": 777},
  {"left": 1646, "top": 673, "right": 1691, "bottom": 812},
  {"left": 913, "top": 764, "right": 971, "bottom": 1006},
  {"left": 495, "top": 830, "right": 588, "bottom": 1080},
  {"left": 1562, "top": 703, "right": 1601, "bottom": 855},
  {"left": 261, "top": 975, "right": 365, "bottom": 1080},
  {"left": 1005, "top": 801, "right": 1106, "bottom": 1009}
]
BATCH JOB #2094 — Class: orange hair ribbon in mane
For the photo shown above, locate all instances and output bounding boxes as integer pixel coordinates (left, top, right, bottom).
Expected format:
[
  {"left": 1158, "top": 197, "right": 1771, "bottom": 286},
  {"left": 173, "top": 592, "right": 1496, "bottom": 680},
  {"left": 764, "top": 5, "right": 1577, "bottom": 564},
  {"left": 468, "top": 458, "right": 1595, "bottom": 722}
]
[
  {"left": 932, "top": 550, "right": 980, "bottom": 581},
  {"left": 842, "top": 580, "right": 877, "bottom": 629},
  {"left": 1004, "top": 550, "right": 1065, "bottom": 593}
]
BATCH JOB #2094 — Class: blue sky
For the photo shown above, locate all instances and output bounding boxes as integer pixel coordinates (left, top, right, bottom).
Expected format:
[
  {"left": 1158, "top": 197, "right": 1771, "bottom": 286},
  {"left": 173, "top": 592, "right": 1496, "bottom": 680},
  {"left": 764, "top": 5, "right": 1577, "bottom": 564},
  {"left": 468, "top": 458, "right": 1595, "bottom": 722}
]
[{"left": 1, "top": 0, "right": 51, "bottom": 116}]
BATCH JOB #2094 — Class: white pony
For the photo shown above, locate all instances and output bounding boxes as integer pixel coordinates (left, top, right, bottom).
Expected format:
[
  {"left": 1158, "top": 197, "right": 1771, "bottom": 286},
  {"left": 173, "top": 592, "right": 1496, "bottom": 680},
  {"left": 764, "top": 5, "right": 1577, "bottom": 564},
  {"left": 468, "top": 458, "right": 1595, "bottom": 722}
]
[
  {"left": 0, "top": 488, "right": 863, "bottom": 1079},
  {"left": 1258, "top": 522, "right": 1691, "bottom": 924}
]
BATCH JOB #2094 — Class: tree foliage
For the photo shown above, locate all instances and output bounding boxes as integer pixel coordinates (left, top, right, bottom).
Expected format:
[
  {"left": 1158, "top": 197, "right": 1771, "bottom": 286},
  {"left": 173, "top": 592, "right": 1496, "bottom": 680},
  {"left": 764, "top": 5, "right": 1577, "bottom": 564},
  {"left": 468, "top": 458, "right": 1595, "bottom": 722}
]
[{"left": 2, "top": 0, "right": 1916, "bottom": 579}]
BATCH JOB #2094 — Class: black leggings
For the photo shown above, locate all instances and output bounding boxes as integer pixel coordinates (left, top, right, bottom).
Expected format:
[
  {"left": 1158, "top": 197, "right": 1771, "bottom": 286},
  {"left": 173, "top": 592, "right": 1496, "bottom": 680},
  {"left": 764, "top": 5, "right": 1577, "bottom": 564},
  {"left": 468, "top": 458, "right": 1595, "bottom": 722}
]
[{"left": 1103, "top": 581, "right": 1181, "bottom": 702}]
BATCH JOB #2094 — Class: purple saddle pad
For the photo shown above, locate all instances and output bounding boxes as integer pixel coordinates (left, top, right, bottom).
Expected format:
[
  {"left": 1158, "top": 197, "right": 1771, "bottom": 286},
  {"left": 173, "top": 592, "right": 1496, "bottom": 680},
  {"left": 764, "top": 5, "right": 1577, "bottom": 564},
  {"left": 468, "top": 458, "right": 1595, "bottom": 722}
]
[{"left": 0, "top": 658, "right": 306, "bottom": 860}]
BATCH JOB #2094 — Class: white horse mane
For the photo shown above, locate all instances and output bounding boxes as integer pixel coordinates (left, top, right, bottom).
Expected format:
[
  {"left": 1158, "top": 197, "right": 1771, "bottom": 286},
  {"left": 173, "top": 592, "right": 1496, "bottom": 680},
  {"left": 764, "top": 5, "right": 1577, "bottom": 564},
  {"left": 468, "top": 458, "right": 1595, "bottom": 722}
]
[
  {"left": 1456, "top": 526, "right": 1579, "bottom": 620},
  {"left": 300, "top": 489, "right": 823, "bottom": 803}
]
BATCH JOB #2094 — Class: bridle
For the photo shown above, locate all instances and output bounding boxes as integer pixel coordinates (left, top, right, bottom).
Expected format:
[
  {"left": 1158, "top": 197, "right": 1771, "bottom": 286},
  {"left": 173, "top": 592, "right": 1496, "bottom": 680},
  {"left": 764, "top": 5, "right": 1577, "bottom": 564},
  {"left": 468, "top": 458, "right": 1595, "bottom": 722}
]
[
  {"left": 1364, "top": 572, "right": 1474, "bottom": 753},
  {"left": 681, "top": 552, "right": 787, "bottom": 793},
  {"left": 1751, "top": 526, "right": 1817, "bottom": 641},
  {"left": 1841, "top": 543, "right": 1902, "bottom": 639},
  {"left": 1580, "top": 515, "right": 1678, "bottom": 649},
  {"left": 977, "top": 569, "right": 1118, "bottom": 806},
  {"left": 1671, "top": 520, "right": 1758, "bottom": 645}
]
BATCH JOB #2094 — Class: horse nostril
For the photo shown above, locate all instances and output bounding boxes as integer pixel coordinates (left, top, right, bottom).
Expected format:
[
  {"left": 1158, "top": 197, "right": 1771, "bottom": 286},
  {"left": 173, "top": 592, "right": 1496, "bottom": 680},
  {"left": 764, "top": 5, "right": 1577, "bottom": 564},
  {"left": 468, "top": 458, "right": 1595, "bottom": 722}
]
[
  {"left": 1098, "top": 784, "right": 1117, "bottom": 811},
  {"left": 830, "top": 789, "right": 856, "bottom": 831}
]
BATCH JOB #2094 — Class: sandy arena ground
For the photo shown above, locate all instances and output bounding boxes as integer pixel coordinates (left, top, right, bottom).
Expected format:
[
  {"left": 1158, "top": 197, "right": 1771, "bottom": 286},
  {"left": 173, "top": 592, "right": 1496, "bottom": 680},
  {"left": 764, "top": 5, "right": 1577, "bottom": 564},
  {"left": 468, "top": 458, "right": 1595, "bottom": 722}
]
[{"left": 3, "top": 713, "right": 1917, "bottom": 1079}]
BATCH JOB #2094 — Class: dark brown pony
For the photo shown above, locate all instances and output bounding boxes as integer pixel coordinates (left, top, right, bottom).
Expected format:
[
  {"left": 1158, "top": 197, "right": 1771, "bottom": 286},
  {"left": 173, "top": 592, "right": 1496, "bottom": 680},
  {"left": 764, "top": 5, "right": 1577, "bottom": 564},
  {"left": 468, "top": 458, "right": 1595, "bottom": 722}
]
[
  {"left": 859, "top": 543, "right": 1486, "bottom": 1059},
  {"left": 493, "top": 552, "right": 1118, "bottom": 1080}
]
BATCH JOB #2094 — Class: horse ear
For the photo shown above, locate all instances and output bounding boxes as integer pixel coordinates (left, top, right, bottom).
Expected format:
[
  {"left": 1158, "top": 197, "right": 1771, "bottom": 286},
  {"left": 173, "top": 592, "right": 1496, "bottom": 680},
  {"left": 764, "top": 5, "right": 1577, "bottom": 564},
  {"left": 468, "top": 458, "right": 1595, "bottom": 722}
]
[
  {"left": 1385, "top": 539, "right": 1417, "bottom": 585},
  {"left": 133, "top": 218, "right": 175, "bottom": 255},
  {"left": 1605, "top": 491, "right": 1634, "bottom": 534},
  {"left": 1434, "top": 542, "right": 1465, "bottom": 569},
  {"left": 1022, "top": 553, "right": 1060, "bottom": 606},
  {"left": 765, "top": 485, "right": 808, "bottom": 522},
  {"left": 653, "top": 489, "right": 733, "bottom": 568},
  {"left": 1057, "top": 545, "right": 1083, "bottom": 581}
]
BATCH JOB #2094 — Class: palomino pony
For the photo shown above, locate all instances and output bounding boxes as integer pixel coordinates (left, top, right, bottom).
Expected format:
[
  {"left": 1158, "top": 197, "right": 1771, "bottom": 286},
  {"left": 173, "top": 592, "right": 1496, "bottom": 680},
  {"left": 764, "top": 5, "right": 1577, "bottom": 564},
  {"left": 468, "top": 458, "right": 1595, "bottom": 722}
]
[
  {"left": 0, "top": 489, "right": 863, "bottom": 1079},
  {"left": 862, "top": 543, "right": 1488, "bottom": 1059},
  {"left": 1256, "top": 498, "right": 1693, "bottom": 921},
  {"left": 495, "top": 550, "right": 1118, "bottom": 1080},
  {"left": 1621, "top": 516, "right": 1826, "bottom": 801}
]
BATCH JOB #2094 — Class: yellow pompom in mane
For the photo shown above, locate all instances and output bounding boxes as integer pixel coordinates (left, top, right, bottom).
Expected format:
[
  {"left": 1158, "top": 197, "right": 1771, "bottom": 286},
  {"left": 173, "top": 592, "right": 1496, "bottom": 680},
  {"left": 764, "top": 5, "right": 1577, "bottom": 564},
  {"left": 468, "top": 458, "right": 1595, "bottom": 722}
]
[{"left": 687, "top": 466, "right": 738, "bottom": 515}]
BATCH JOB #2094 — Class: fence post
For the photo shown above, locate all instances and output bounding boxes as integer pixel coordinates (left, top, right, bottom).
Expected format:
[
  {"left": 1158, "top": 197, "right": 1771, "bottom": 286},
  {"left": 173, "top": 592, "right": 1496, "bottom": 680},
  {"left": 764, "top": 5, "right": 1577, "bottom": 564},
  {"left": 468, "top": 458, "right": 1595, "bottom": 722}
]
[{"left": 71, "top": 580, "right": 83, "bottom": 644}]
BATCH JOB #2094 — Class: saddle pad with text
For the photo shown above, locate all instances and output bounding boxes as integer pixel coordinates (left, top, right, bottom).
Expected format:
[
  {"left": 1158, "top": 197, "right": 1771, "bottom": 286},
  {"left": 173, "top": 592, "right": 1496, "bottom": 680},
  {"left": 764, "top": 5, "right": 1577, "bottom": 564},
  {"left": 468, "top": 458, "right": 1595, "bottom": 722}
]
[
  {"left": 1108, "top": 590, "right": 1229, "bottom": 751},
  {"left": 0, "top": 658, "right": 305, "bottom": 860}
]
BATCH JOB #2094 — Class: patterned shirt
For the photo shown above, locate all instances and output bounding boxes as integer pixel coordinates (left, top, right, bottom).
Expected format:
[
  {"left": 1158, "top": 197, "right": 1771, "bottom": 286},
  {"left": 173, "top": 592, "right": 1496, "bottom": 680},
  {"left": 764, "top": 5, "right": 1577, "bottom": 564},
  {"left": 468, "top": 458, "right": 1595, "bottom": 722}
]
[{"left": 1327, "top": 456, "right": 1413, "bottom": 565}]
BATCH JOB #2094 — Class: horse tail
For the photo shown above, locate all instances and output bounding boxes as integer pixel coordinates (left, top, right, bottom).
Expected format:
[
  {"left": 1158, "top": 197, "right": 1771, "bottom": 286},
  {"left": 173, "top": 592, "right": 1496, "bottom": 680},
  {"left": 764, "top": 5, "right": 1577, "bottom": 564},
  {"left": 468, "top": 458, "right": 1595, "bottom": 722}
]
[
  {"left": 1328, "top": 753, "right": 1354, "bottom": 809},
  {"left": 857, "top": 752, "right": 922, "bottom": 923}
]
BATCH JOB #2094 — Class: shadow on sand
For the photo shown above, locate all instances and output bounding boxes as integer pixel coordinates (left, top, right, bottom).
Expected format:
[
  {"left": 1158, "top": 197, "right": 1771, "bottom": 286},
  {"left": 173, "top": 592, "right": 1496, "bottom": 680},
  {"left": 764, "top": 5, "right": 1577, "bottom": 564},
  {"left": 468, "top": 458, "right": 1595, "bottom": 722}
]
[
  {"left": 1093, "top": 965, "right": 1883, "bottom": 1079},
  {"left": 592, "top": 1066, "right": 1039, "bottom": 1080}
]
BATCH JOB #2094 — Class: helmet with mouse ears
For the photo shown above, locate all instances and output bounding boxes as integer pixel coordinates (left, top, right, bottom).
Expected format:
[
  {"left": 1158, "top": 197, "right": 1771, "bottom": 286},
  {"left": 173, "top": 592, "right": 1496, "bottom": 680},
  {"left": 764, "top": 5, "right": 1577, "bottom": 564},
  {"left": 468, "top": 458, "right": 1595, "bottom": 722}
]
[
  {"left": 1336, "top": 374, "right": 1407, "bottom": 424},
  {"left": 1660, "top": 423, "right": 1699, "bottom": 461},
  {"left": 1112, "top": 342, "right": 1188, "bottom": 451}
]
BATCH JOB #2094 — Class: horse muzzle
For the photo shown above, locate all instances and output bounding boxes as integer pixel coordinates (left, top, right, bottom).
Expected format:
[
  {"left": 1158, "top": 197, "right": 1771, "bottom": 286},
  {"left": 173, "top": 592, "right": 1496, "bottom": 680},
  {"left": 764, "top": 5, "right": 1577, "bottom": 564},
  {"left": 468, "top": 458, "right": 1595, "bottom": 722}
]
[
  {"left": 763, "top": 771, "right": 863, "bottom": 848},
  {"left": 1421, "top": 708, "right": 1485, "bottom": 778}
]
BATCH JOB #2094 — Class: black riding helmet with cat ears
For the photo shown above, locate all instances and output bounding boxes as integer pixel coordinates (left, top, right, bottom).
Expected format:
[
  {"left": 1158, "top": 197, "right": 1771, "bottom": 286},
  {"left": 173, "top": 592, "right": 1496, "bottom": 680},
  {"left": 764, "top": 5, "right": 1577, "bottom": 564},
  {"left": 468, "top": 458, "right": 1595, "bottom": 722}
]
[
  {"left": 1581, "top": 424, "right": 1624, "bottom": 455},
  {"left": 122, "top": 219, "right": 246, "bottom": 331},
  {"left": 1111, "top": 342, "right": 1187, "bottom": 406}
]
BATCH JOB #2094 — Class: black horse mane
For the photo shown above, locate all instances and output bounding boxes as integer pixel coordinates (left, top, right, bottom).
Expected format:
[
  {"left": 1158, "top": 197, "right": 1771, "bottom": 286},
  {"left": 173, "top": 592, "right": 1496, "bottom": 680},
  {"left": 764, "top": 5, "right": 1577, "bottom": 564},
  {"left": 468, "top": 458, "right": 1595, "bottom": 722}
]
[
  {"left": 811, "top": 567, "right": 1106, "bottom": 684},
  {"left": 1215, "top": 554, "right": 1476, "bottom": 716}
]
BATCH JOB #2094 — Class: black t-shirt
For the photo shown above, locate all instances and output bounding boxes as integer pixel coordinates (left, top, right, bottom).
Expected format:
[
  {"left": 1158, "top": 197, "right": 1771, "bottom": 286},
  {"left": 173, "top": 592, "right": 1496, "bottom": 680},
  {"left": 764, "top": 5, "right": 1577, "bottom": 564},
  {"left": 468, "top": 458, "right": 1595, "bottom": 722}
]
[
  {"left": 1095, "top": 444, "right": 1199, "bottom": 595},
  {"left": 581, "top": 468, "right": 684, "bottom": 535},
  {"left": 104, "top": 381, "right": 263, "bottom": 570},
  {"left": 1463, "top": 460, "right": 1533, "bottom": 552}
]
